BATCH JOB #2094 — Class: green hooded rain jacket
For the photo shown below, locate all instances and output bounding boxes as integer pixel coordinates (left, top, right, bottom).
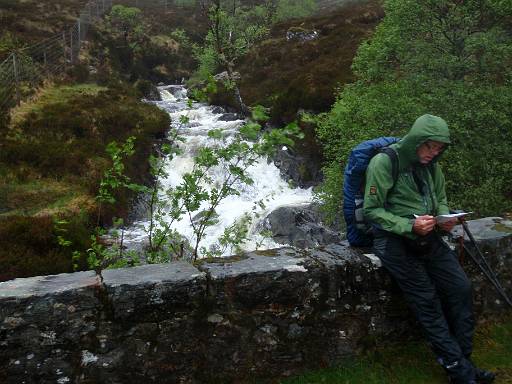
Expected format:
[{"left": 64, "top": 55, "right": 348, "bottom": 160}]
[{"left": 363, "top": 114, "right": 451, "bottom": 238}]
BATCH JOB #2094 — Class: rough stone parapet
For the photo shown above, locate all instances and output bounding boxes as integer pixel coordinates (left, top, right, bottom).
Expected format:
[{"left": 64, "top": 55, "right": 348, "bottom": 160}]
[
  {"left": 1, "top": 218, "right": 511, "bottom": 383},
  {"left": 0, "top": 271, "right": 100, "bottom": 383}
]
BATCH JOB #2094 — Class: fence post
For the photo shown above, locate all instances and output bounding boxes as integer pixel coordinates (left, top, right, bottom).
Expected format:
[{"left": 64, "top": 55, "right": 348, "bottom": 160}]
[
  {"left": 69, "top": 29, "right": 73, "bottom": 64},
  {"left": 12, "top": 53, "right": 20, "bottom": 105},
  {"left": 63, "top": 31, "right": 67, "bottom": 69},
  {"left": 70, "top": 29, "right": 74, "bottom": 64},
  {"left": 78, "top": 20, "right": 81, "bottom": 48},
  {"left": 43, "top": 50, "right": 48, "bottom": 75}
]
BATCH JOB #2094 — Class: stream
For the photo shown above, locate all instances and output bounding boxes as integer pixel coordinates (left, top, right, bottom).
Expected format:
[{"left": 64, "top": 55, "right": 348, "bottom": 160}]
[{"left": 123, "top": 85, "right": 313, "bottom": 258}]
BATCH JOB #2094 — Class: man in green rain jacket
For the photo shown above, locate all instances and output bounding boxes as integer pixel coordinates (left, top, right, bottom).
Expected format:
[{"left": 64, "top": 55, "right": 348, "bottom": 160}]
[{"left": 364, "top": 114, "right": 495, "bottom": 384}]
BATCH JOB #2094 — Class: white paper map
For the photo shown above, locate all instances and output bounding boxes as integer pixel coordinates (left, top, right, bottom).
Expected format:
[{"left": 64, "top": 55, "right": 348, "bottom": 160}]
[
  {"left": 435, "top": 212, "right": 472, "bottom": 223},
  {"left": 414, "top": 212, "right": 472, "bottom": 223}
]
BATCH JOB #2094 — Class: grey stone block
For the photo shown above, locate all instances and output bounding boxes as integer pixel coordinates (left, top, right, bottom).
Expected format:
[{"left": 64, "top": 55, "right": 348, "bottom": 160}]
[
  {"left": 0, "top": 271, "right": 100, "bottom": 384},
  {"left": 102, "top": 262, "right": 207, "bottom": 320}
]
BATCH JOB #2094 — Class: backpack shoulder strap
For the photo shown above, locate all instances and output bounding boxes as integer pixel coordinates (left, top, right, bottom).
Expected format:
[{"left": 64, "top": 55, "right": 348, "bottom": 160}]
[
  {"left": 429, "top": 163, "right": 435, "bottom": 179},
  {"left": 379, "top": 147, "right": 399, "bottom": 187}
]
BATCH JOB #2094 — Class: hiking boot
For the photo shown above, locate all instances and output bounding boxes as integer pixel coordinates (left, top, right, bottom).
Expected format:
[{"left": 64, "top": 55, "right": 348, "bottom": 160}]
[
  {"left": 443, "top": 359, "right": 476, "bottom": 384},
  {"left": 474, "top": 367, "right": 496, "bottom": 383},
  {"left": 465, "top": 357, "right": 496, "bottom": 384}
]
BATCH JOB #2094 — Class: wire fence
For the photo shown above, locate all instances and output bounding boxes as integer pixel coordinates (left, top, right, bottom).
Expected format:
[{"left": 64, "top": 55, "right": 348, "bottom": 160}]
[
  {"left": 0, "top": 0, "right": 115, "bottom": 111},
  {"left": 0, "top": 0, "right": 350, "bottom": 113},
  {"left": 0, "top": 0, "right": 198, "bottom": 112}
]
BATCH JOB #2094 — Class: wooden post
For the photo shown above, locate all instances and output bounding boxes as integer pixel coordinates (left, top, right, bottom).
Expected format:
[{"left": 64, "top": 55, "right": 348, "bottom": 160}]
[
  {"left": 78, "top": 19, "right": 81, "bottom": 46},
  {"left": 12, "top": 53, "right": 20, "bottom": 105},
  {"left": 63, "top": 31, "right": 67, "bottom": 69},
  {"left": 70, "top": 29, "right": 74, "bottom": 64}
]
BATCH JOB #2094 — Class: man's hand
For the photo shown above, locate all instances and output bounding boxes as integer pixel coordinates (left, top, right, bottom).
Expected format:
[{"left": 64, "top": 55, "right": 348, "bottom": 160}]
[
  {"left": 437, "top": 218, "right": 458, "bottom": 233},
  {"left": 413, "top": 215, "right": 436, "bottom": 236}
]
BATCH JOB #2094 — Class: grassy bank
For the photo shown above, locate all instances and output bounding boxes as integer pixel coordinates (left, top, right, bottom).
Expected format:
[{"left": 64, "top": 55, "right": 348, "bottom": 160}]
[
  {"left": 279, "top": 315, "right": 512, "bottom": 384},
  {"left": 0, "top": 82, "right": 170, "bottom": 281}
]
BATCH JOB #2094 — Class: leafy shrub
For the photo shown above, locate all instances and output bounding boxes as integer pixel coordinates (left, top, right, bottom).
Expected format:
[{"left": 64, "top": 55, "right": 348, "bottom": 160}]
[
  {"left": 317, "top": 0, "right": 512, "bottom": 221},
  {"left": 0, "top": 214, "right": 91, "bottom": 281},
  {"left": 317, "top": 79, "right": 512, "bottom": 221}
]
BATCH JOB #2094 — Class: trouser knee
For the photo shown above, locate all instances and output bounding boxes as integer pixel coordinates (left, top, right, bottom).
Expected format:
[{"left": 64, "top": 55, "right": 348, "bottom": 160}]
[{"left": 448, "top": 278, "right": 473, "bottom": 302}]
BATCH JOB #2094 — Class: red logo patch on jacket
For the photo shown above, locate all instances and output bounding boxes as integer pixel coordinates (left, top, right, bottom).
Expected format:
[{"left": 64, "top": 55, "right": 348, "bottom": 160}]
[{"left": 369, "top": 186, "right": 377, "bottom": 195}]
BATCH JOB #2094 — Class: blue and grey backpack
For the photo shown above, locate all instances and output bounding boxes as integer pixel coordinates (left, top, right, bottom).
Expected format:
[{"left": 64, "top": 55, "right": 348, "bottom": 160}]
[{"left": 343, "top": 137, "right": 400, "bottom": 247}]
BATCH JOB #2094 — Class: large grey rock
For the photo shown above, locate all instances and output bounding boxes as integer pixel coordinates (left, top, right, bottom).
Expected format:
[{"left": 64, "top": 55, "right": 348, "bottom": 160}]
[
  {"left": 102, "top": 262, "right": 206, "bottom": 319},
  {"left": 213, "top": 71, "right": 241, "bottom": 82},
  {"left": 196, "top": 248, "right": 325, "bottom": 380},
  {"left": 84, "top": 262, "right": 208, "bottom": 384},
  {"left": 217, "top": 112, "right": 241, "bottom": 121},
  {"left": 286, "top": 27, "right": 319, "bottom": 42},
  {"left": 451, "top": 217, "right": 512, "bottom": 310},
  {"left": 263, "top": 204, "right": 342, "bottom": 248},
  {"left": 199, "top": 248, "right": 316, "bottom": 308},
  {"left": 273, "top": 146, "right": 323, "bottom": 188},
  {"left": 0, "top": 271, "right": 100, "bottom": 384}
]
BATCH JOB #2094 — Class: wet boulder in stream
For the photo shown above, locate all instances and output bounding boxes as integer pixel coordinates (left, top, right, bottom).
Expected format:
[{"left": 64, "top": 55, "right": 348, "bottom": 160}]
[
  {"left": 273, "top": 146, "right": 323, "bottom": 188},
  {"left": 263, "top": 204, "right": 342, "bottom": 248}
]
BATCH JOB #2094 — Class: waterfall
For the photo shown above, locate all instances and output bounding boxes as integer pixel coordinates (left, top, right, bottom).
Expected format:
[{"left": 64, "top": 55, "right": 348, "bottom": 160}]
[{"left": 123, "top": 85, "right": 313, "bottom": 258}]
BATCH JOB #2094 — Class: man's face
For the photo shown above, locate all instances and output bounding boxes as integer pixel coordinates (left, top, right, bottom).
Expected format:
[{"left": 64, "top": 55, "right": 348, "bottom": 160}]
[{"left": 416, "top": 140, "right": 446, "bottom": 164}]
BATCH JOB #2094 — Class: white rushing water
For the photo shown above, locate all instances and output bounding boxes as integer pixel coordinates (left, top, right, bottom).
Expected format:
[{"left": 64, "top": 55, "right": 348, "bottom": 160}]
[{"left": 124, "top": 85, "right": 313, "bottom": 257}]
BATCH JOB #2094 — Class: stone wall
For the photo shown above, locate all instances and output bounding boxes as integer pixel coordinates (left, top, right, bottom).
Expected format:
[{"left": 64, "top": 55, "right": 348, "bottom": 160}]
[{"left": 1, "top": 218, "right": 511, "bottom": 383}]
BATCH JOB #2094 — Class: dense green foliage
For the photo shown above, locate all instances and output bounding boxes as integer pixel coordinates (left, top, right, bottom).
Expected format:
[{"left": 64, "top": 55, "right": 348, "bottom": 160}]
[
  {"left": 0, "top": 214, "right": 91, "bottom": 281},
  {"left": 316, "top": 0, "right": 512, "bottom": 221},
  {"left": 1, "top": 84, "right": 168, "bottom": 189},
  {"left": 193, "top": 0, "right": 322, "bottom": 84}
]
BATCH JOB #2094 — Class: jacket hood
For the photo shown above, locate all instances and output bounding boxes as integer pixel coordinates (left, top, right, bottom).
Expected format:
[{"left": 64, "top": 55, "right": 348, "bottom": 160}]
[{"left": 395, "top": 114, "right": 451, "bottom": 167}]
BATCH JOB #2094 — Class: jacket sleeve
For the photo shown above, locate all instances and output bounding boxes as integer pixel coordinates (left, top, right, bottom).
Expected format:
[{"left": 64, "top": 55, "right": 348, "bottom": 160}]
[
  {"left": 432, "top": 163, "right": 450, "bottom": 215},
  {"left": 363, "top": 153, "right": 414, "bottom": 236}
]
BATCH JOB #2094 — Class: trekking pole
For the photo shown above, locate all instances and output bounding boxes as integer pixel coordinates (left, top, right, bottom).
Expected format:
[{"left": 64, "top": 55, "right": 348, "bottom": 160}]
[{"left": 459, "top": 218, "right": 512, "bottom": 307}]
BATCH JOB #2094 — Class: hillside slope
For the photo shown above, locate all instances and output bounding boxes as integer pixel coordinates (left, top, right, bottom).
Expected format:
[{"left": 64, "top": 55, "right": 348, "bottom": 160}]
[{"left": 239, "top": 0, "right": 383, "bottom": 122}]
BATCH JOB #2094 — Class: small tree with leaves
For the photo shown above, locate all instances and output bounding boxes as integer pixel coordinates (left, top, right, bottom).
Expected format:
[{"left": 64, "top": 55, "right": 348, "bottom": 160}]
[
  {"left": 194, "top": 0, "right": 272, "bottom": 113},
  {"left": 145, "top": 105, "right": 303, "bottom": 261}
]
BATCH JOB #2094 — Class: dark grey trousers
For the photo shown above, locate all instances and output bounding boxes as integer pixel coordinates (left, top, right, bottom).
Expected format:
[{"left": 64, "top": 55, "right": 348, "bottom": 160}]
[{"left": 373, "top": 231, "right": 475, "bottom": 364}]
